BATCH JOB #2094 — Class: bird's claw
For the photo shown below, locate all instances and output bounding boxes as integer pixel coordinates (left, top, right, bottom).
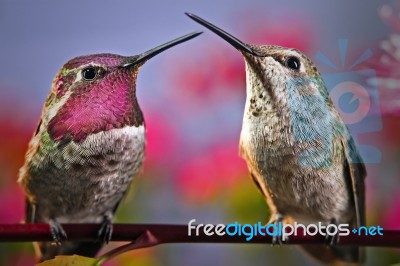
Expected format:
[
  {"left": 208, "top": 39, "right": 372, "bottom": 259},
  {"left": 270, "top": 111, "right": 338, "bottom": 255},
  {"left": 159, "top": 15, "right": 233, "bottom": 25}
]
[
  {"left": 271, "top": 234, "right": 287, "bottom": 245},
  {"left": 49, "top": 219, "right": 67, "bottom": 245},
  {"left": 324, "top": 218, "right": 340, "bottom": 246},
  {"left": 269, "top": 213, "right": 287, "bottom": 245},
  {"left": 97, "top": 214, "right": 113, "bottom": 244}
]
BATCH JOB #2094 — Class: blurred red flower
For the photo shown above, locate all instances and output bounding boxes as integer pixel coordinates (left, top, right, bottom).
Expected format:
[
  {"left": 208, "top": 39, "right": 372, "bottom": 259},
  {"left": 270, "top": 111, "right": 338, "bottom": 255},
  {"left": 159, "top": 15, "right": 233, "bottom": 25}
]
[
  {"left": 382, "top": 192, "right": 400, "bottom": 230},
  {"left": 0, "top": 102, "right": 35, "bottom": 223},
  {"left": 175, "top": 143, "right": 247, "bottom": 203},
  {"left": 165, "top": 10, "right": 316, "bottom": 114},
  {"left": 368, "top": 4, "right": 400, "bottom": 115},
  {"left": 143, "top": 111, "right": 182, "bottom": 170}
]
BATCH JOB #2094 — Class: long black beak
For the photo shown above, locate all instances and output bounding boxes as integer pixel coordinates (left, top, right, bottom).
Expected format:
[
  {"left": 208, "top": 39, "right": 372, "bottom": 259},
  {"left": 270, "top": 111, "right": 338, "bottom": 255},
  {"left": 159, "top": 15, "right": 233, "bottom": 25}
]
[
  {"left": 185, "top": 13, "right": 261, "bottom": 57},
  {"left": 122, "top": 31, "right": 203, "bottom": 67}
]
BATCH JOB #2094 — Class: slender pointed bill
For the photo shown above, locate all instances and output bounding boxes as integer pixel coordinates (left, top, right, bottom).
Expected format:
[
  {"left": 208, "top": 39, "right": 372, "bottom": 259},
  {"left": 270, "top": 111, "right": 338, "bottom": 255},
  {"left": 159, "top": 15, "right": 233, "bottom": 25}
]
[
  {"left": 185, "top": 13, "right": 261, "bottom": 57},
  {"left": 122, "top": 31, "right": 202, "bottom": 67}
]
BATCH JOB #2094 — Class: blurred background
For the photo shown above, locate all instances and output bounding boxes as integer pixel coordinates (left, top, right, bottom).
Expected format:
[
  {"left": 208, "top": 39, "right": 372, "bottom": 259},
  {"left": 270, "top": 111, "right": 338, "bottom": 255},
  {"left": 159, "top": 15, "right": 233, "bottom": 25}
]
[{"left": 0, "top": 0, "right": 399, "bottom": 265}]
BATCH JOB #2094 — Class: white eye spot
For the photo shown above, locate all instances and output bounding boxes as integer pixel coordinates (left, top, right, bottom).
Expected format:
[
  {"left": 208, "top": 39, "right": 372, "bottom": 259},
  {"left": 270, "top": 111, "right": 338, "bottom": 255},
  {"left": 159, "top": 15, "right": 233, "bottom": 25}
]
[{"left": 298, "top": 62, "right": 306, "bottom": 72}]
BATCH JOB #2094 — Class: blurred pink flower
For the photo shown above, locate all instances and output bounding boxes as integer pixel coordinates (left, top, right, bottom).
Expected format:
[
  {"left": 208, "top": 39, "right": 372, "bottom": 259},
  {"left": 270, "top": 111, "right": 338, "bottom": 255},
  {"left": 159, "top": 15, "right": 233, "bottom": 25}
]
[
  {"left": 368, "top": 4, "right": 400, "bottom": 115},
  {"left": 143, "top": 112, "right": 182, "bottom": 170},
  {"left": 165, "top": 11, "right": 315, "bottom": 114},
  {"left": 0, "top": 185, "right": 25, "bottom": 223},
  {"left": 239, "top": 11, "right": 316, "bottom": 52},
  {"left": 176, "top": 143, "right": 247, "bottom": 203},
  {"left": 0, "top": 112, "right": 33, "bottom": 223},
  {"left": 381, "top": 192, "right": 400, "bottom": 230},
  {"left": 379, "top": 115, "right": 400, "bottom": 148},
  {"left": 166, "top": 47, "right": 245, "bottom": 111},
  {"left": 0, "top": 120, "right": 32, "bottom": 184}
]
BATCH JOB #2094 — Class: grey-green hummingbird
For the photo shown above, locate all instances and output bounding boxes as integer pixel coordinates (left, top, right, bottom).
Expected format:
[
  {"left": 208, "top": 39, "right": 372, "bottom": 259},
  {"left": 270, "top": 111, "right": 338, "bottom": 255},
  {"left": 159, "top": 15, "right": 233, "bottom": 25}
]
[
  {"left": 186, "top": 13, "right": 366, "bottom": 265},
  {"left": 18, "top": 31, "right": 202, "bottom": 262}
]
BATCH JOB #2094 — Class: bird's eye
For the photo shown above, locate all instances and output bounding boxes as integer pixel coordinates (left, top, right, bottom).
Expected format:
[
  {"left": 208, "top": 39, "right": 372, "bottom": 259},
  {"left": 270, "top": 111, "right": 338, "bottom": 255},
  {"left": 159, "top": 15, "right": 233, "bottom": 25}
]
[
  {"left": 82, "top": 67, "right": 97, "bottom": 81},
  {"left": 285, "top": 56, "right": 301, "bottom": 70}
]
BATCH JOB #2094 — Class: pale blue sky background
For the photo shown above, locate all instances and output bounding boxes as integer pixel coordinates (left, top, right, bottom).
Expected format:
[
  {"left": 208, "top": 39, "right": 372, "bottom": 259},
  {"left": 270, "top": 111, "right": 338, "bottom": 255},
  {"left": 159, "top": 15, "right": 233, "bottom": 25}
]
[{"left": 0, "top": 0, "right": 387, "bottom": 109}]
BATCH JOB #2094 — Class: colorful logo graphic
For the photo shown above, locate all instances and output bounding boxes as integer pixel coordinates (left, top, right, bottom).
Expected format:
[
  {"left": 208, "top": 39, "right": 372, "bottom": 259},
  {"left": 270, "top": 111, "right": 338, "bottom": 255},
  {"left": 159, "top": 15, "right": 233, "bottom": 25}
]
[
  {"left": 316, "top": 39, "right": 381, "bottom": 163},
  {"left": 285, "top": 39, "right": 381, "bottom": 168}
]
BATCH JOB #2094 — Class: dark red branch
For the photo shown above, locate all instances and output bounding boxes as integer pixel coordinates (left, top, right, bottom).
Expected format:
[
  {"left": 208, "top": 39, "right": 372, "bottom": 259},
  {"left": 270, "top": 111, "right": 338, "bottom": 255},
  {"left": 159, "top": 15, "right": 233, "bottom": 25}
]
[{"left": 0, "top": 223, "right": 398, "bottom": 247}]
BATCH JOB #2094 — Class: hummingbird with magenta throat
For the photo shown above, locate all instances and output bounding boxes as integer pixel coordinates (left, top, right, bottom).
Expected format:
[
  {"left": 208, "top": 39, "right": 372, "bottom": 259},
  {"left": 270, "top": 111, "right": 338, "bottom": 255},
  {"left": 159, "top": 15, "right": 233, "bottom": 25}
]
[
  {"left": 18, "top": 31, "right": 201, "bottom": 262},
  {"left": 187, "top": 13, "right": 366, "bottom": 265}
]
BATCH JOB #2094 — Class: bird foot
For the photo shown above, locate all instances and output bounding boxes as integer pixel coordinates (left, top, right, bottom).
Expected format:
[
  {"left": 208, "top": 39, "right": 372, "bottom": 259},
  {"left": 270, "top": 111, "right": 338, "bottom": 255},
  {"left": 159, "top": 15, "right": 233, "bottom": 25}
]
[
  {"left": 97, "top": 212, "right": 113, "bottom": 244},
  {"left": 268, "top": 213, "right": 287, "bottom": 245},
  {"left": 49, "top": 219, "right": 67, "bottom": 245},
  {"left": 324, "top": 218, "right": 340, "bottom": 246}
]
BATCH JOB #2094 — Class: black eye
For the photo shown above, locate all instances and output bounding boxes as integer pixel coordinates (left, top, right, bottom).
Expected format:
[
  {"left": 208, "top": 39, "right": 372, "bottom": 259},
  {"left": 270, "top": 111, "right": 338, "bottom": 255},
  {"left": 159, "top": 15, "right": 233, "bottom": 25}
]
[
  {"left": 285, "top": 56, "right": 301, "bottom": 70},
  {"left": 82, "top": 67, "right": 97, "bottom": 81}
]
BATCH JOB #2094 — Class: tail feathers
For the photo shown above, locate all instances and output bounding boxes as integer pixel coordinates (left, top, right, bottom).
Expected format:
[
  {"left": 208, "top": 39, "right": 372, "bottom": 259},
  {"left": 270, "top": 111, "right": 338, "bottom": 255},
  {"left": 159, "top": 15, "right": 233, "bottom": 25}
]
[
  {"left": 301, "top": 245, "right": 364, "bottom": 266},
  {"left": 37, "top": 241, "right": 103, "bottom": 262}
]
